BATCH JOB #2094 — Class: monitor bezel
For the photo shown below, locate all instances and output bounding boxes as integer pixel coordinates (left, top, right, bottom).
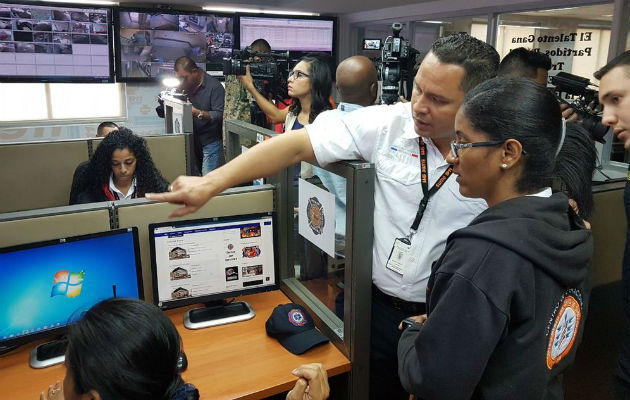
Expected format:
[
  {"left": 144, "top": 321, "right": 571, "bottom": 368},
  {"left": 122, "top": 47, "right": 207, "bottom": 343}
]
[
  {"left": 0, "top": 0, "right": 115, "bottom": 83},
  {"left": 0, "top": 227, "right": 144, "bottom": 348},
  {"left": 235, "top": 13, "right": 337, "bottom": 55},
  {"left": 362, "top": 38, "right": 382, "bottom": 50},
  {"left": 148, "top": 212, "right": 279, "bottom": 310},
  {"left": 113, "top": 6, "right": 235, "bottom": 83}
]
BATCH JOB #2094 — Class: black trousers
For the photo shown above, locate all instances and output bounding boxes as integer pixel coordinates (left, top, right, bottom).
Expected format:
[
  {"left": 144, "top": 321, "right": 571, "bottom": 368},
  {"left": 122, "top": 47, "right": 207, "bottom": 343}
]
[{"left": 369, "top": 287, "right": 426, "bottom": 400}]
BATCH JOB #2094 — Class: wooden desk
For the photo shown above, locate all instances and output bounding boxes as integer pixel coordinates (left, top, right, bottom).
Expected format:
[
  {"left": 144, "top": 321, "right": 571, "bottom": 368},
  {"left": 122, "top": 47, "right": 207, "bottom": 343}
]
[{"left": 0, "top": 290, "right": 350, "bottom": 400}]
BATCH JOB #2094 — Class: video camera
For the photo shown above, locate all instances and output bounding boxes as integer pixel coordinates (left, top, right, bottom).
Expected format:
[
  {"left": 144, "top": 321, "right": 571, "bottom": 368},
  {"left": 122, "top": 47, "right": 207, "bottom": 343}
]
[
  {"left": 222, "top": 47, "right": 290, "bottom": 127},
  {"left": 551, "top": 72, "right": 608, "bottom": 143},
  {"left": 380, "top": 22, "right": 421, "bottom": 104}
]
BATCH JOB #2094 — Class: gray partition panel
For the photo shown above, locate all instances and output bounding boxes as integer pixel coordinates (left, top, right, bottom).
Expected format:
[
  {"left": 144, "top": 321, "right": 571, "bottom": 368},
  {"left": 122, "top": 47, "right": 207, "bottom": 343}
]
[
  {"left": 0, "top": 140, "right": 90, "bottom": 213},
  {"left": 143, "top": 134, "right": 190, "bottom": 182},
  {"left": 115, "top": 186, "right": 275, "bottom": 304},
  {"left": 0, "top": 203, "right": 112, "bottom": 247}
]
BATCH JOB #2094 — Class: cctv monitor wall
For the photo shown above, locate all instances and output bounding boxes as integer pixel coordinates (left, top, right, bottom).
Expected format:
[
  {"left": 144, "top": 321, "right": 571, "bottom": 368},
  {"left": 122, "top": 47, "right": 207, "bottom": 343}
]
[
  {"left": 238, "top": 15, "right": 335, "bottom": 53},
  {"left": 115, "top": 8, "right": 234, "bottom": 81},
  {"left": 149, "top": 213, "right": 277, "bottom": 328},
  {"left": 0, "top": 1, "right": 113, "bottom": 82},
  {"left": 0, "top": 228, "right": 143, "bottom": 366}
]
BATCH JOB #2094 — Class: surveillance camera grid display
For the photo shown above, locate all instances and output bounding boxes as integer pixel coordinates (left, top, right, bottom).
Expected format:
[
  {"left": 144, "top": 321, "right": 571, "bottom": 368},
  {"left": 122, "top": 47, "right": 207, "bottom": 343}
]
[
  {"left": 118, "top": 11, "right": 233, "bottom": 79},
  {"left": 0, "top": 2, "right": 110, "bottom": 79}
]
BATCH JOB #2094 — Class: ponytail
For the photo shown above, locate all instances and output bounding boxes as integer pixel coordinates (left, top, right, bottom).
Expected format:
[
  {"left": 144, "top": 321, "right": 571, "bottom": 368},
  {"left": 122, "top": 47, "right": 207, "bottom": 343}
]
[{"left": 553, "top": 122, "right": 597, "bottom": 219}]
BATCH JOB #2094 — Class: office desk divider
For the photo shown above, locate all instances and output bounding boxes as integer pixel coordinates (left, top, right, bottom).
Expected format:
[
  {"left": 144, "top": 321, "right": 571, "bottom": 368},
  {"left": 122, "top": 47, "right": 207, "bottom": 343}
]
[
  {"left": 225, "top": 120, "right": 375, "bottom": 400},
  {"left": 0, "top": 133, "right": 193, "bottom": 214},
  {"left": 0, "top": 202, "right": 113, "bottom": 248}
]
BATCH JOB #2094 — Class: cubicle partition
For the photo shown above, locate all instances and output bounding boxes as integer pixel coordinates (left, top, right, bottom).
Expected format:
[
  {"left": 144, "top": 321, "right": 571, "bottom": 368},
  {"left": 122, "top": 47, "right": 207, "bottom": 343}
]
[
  {"left": 0, "top": 134, "right": 193, "bottom": 214},
  {"left": 0, "top": 203, "right": 113, "bottom": 247},
  {"left": 115, "top": 186, "right": 275, "bottom": 303}
]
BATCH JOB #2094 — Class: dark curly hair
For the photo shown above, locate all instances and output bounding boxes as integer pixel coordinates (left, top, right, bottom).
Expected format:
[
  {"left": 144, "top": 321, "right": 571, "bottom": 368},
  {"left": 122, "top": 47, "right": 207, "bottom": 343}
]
[
  {"left": 77, "top": 127, "right": 168, "bottom": 199},
  {"left": 289, "top": 56, "right": 332, "bottom": 123}
]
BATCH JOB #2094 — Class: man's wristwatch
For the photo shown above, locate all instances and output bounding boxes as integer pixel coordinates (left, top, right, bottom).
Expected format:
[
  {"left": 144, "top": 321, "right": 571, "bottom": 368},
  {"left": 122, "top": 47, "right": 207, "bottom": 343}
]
[{"left": 197, "top": 111, "right": 204, "bottom": 120}]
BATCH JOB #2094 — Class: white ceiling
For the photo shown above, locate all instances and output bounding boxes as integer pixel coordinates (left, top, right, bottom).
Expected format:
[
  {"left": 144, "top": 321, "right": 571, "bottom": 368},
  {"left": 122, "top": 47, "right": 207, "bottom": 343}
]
[{"left": 118, "top": 0, "right": 436, "bottom": 15}]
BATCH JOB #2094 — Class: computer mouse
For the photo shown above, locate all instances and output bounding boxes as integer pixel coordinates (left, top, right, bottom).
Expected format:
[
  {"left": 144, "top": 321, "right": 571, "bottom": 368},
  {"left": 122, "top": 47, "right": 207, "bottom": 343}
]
[{"left": 177, "top": 351, "right": 188, "bottom": 372}]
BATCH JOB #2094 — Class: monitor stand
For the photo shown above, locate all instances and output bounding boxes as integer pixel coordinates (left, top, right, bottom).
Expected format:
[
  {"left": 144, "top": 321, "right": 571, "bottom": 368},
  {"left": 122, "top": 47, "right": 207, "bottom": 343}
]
[
  {"left": 29, "top": 337, "right": 67, "bottom": 369},
  {"left": 183, "top": 300, "right": 255, "bottom": 329}
]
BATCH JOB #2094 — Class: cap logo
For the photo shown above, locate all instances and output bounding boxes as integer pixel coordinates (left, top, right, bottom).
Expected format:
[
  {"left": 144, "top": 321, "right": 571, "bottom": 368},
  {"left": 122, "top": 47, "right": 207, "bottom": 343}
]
[
  {"left": 546, "top": 293, "right": 582, "bottom": 369},
  {"left": 288, "top": 308, "right": 307, "bottom": 327}
]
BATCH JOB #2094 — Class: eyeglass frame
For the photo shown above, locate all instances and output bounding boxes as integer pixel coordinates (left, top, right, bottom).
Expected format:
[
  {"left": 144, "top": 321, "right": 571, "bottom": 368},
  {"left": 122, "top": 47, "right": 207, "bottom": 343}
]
[
  {"left": 450, "top": 140, "right": 530, "bottom": 158},
  {"left": 288, "top": 70, "right": 310, "bottom": 80}
]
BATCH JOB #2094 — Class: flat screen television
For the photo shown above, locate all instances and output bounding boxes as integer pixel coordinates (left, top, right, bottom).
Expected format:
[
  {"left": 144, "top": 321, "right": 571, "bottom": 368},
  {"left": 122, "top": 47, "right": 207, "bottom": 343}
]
[
  {"left": 149, "top": 213, "right": 277, "bottom": 329},
  {"left": 0, "top": 227, "right": 143, "bottom": 367},
  {"left": 0, "top": 1, "right": 113, "bottom": 82},
  {"left": 114, "top": 8, "right": 234, "bottom": 81},
  {"left": 238, "top": 15, "right": 335, "bottom": 53}
]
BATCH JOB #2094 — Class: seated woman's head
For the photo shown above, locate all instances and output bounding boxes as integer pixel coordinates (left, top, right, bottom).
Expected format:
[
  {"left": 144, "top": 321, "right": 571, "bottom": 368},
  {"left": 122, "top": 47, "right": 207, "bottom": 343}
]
[
  {"left": 87, "top": 127, "right": 166, "bottom": 196},
  {"left": 447, "top": 77, "right": 596, "bottom": 217},
  {"left": 64, "top": 298, "right": 196, "bottom": 400},
  {"left": 288, "top": 56, "right": 332, "bottom": 123}
]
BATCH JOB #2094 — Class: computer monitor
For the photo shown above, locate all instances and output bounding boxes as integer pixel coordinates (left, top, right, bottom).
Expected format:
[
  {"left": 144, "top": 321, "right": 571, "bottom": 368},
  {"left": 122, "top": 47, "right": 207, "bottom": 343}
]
[
  {"left": 0, "top": 227, "right": 143, "bottom": 368},
  {"left": 114, "top": 8, "right": 234, "bottom": 81},
  {"left": 0, "top": 1, "right": 114, "bottom": 83},
  {"left": 149, "top": 213, "right": 277, "bottom": 329},
  {"left": 238, "top": 15, "right": 335, "bottom": 53}
]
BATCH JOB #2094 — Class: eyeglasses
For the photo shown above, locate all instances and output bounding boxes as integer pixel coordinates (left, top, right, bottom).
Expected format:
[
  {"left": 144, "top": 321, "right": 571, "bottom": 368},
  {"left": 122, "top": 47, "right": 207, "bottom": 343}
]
[
  {"left": 288, "top": 70, "right": 310, "bottom": 80},
  {"left": 449, "top": 140, "right": 505, "bottom": 158}
]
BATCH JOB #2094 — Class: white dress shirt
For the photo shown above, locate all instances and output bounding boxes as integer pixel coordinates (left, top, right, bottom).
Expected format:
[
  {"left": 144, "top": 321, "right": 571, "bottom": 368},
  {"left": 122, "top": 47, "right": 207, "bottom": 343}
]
[
  {"left": 108, "top": 174, "right": 136, "bottom": 200},
  {"left": 306, "top": 102, "right": 488, "bottom": 302}
]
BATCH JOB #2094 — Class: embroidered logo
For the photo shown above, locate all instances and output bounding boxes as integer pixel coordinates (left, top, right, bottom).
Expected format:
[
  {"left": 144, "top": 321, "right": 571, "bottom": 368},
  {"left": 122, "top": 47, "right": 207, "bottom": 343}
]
[
  {"left": 287, "top": 309, "right": 307, "bottom": 327},
  {"left": 546, "top": 294, "right": 582, "bottom": 369}
]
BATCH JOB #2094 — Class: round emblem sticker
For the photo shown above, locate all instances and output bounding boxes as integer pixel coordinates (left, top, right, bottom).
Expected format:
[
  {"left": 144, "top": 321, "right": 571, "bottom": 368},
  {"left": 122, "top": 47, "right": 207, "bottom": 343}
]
[
  {"left": 306, "top": 197, "right": 325, "bottom": 235},
  {"left": 546, "top": 295, "right": 582, "bottom": 369},
  {"left": 288, "top": 309, "right": 307, "bottom": 327}
]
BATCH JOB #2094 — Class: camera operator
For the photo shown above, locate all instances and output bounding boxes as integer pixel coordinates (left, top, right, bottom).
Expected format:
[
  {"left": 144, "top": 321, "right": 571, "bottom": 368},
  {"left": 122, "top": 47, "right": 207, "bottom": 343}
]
[
  {"left": 174, "top": 56, "right": 225, "bottom": 175},
  {"left": 223, "top": 38, "right": 274, "bottom": 129},
  {"left": 498, "top": 47, "right": 577, "bottom": 121},
  {"left": 594, "top": 50, "right": 630, "bottom": 400}
]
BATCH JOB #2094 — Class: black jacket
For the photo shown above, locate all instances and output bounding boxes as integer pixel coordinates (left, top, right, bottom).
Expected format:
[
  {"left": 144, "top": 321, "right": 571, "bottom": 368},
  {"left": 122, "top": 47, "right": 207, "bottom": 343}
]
[{"left": 398, "top": 193, "right": 592, "bottom": 400}]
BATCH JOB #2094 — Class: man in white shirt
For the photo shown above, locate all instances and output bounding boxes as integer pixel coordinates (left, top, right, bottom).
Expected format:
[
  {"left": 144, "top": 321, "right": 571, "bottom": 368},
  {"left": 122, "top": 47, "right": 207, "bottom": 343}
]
[{"left": 148, "top": 33, "right": 500, "bottom": 398}]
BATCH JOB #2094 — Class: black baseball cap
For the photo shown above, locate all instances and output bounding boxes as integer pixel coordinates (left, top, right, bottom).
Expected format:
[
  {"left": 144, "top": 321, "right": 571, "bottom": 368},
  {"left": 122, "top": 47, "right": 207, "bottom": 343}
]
[{"left": 265, "top": 303, "right": 330, "bottom": 355}]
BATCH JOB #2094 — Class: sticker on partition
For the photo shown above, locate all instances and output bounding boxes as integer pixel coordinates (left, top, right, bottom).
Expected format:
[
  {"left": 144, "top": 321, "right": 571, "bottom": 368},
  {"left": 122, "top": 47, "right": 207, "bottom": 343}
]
[
  {"left": 306, "top": 197, "right": 325, "bottom": 235},
  {"left": 256, "top": 133, "right": 264, "bottom": 143}
]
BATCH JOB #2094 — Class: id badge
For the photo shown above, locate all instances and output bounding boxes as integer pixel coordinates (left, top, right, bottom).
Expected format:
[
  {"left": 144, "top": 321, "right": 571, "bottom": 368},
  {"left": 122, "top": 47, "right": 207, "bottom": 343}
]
[{"left": 386, "top": 237, "right": 411, "bottom": 275}]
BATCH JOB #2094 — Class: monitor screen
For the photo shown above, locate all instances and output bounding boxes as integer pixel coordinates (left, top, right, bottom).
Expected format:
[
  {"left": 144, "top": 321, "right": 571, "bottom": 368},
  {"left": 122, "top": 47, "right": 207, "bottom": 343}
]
[
  {"left": 0, "top": 1, "right": 113, "bottom": 82},
  {"left": 363, "top": 38, "right": 381, "bottom": 50},
  {"left": 0, "top": 228, "right": 143, "bottom": 347},
  {"left": 149, "top": 214, "right": 277, "bottom": 309},
  {"left": 115, "top": 9, "right": 234, "bottom": 81},
  {"left": 239, "top": 16, "right": 334, "bottom": 52}
]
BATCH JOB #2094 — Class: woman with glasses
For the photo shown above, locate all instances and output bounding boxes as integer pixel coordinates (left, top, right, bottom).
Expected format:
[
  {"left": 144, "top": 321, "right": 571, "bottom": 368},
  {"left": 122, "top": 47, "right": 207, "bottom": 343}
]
[
  {"left": 397, "top": 77, "right": 596, "bottom": 400},
  {"left": 238, "top": 56, "right": 332, "bottom": 130}
]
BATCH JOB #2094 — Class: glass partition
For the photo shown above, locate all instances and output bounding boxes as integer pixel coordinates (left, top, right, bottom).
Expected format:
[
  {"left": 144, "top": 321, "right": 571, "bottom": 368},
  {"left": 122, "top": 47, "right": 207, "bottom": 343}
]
[{"left": 225, "top": 120, "right": 375, "bottom": 398}]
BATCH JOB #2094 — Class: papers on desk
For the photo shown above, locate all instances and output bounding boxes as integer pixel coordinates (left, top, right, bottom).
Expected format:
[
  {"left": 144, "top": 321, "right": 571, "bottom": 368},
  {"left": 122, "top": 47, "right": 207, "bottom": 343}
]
[{"left": 298, "top": 178, "right": 335, "bottom": 257}]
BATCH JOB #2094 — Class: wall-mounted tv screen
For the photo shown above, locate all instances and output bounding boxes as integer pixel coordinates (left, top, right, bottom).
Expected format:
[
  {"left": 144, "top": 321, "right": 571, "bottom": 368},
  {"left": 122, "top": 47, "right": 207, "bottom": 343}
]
[
  {"left": 239, "top": 16, "right": 334, "bottom": 53},
  {"left": 0, "top": 1, "right": 113, "bottom": 82},
  {"left": 115, "top": 9, "right": 233, "bottom": 81}
]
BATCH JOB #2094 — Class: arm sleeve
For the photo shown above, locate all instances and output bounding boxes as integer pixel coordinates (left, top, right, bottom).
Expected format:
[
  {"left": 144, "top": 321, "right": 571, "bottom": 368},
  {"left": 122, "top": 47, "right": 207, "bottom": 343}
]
[
  {"left": 207, "top": 80, "right": 225, "bottom": 122},
  {"left": 306, "top": 105, "right": 389, "bottom": 166},
  {"left": 397, "top": 272, "right": 508, "bottom": 400}
]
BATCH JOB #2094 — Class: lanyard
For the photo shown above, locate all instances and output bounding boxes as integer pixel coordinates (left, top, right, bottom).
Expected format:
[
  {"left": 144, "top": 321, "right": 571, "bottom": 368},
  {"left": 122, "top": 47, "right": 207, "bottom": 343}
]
[{"left": 409, "top": 139, "right": 453, "bottom": 237}]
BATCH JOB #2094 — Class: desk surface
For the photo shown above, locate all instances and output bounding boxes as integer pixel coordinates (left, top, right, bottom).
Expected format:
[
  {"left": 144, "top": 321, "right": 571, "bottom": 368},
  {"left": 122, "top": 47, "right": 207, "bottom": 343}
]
[{"left": 0, "top": 290, "right": 350, "bottom": 400}]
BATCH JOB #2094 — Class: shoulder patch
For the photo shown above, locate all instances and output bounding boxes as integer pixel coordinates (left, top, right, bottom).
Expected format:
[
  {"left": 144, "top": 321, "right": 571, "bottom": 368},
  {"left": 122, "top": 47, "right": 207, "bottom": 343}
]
[{"left": 546, "top": 292, "right": 582, "bottom": 369}]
